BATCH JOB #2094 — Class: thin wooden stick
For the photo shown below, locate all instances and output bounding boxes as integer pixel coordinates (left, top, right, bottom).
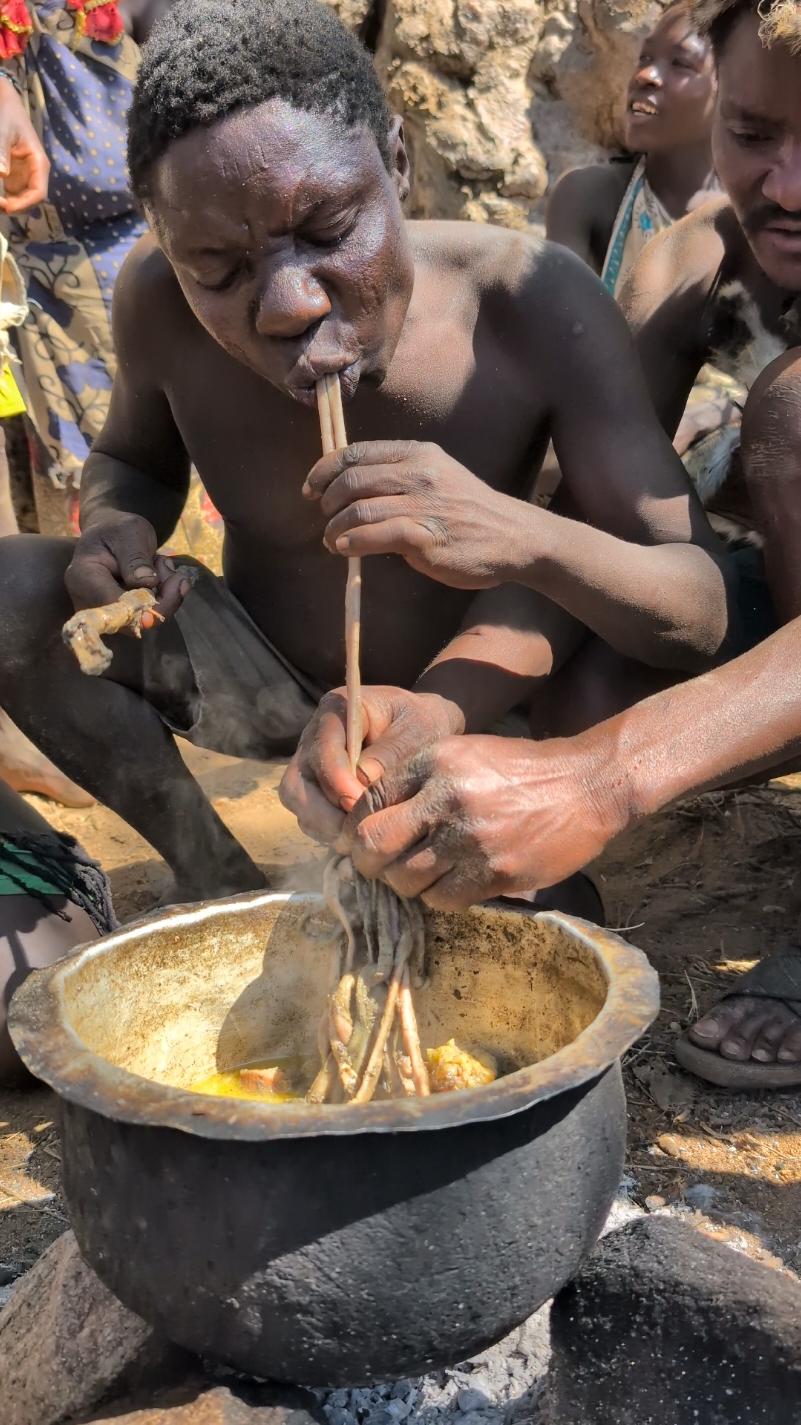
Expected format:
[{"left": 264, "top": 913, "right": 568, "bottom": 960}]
[{"left": 316, "top": 373, "right": 363, "bottom": 774}]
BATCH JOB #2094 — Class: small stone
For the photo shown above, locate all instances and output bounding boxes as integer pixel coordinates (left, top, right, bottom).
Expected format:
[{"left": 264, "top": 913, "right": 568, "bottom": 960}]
[
  {"left": 385, "top": 1400, "right": 411, "bottom": 1420},
  {"left": 682, "top": 1183, "right": 719, "bottom": 1212},
  {"left": 0, "top": 1262, "right": 24, "bottom": 1287},
  {"left": 456, "top": 1388, "right": 490, "bottom": 1411},
  {"left": 644, "top": 1195, "right": 665, "bottom": 1211}
]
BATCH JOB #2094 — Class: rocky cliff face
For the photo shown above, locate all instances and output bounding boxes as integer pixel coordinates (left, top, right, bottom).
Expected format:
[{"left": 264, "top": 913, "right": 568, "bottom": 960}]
[{"left": 325, "top": 0, "right": 662, "bottom": 229}]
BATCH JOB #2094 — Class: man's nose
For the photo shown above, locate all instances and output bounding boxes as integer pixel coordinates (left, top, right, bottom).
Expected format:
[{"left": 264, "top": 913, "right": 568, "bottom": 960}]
[
  {"left": 762, "top": 140, "right": 801, "bottom": 213},
  {"left": 255, "top": 263, "right": 331, "bottom": 339},
  {"left": 634, "top": 60, "right": 661, "bottom": 87}
]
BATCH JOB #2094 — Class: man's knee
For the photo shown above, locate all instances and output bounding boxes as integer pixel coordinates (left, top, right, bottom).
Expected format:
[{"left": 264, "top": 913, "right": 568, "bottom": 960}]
[
  {"left": 741, "top": 348, "right": 801, "bottom": 482},
  {"left": 0, "top": 535, "right": 73, "bottom": 674}
]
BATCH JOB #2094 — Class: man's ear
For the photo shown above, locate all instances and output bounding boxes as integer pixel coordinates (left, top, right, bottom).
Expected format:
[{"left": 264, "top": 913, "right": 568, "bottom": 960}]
[{"left": 388, "top": 114, "right": 411, "bottom": 202}]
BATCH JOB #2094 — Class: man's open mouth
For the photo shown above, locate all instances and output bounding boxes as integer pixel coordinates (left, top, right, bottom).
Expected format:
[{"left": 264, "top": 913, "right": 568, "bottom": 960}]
[{"left": 629, "top": 99, "right": 659, "bottom": 117}]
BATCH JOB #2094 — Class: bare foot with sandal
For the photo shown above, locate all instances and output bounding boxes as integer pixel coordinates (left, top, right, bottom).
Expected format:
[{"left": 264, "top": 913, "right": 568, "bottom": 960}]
[{"left": 675, "top": 948, "right": 801, "bottom": 1089}]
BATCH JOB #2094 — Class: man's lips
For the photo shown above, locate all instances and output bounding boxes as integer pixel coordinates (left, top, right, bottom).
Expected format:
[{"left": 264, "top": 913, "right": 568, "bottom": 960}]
[{"left": 285, "top": 359, "right": 362, "bottom": 407}]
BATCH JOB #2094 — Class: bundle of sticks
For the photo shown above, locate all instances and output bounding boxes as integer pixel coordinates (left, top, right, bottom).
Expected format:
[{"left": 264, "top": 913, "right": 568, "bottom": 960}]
[{"left": 309, "top": 375, "right": 430, "bottom": 1104}]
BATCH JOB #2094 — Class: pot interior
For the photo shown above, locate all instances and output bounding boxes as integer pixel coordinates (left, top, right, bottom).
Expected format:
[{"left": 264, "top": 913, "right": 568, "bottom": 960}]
[{"left": 60, "top": 897, "right": 609, "bottom": 1090}]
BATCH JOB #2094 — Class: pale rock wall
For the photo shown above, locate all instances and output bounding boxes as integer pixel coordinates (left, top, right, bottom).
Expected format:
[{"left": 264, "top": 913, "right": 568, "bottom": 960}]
[{"left": 324, "top": 0, "right": 665, "bottom": 229}]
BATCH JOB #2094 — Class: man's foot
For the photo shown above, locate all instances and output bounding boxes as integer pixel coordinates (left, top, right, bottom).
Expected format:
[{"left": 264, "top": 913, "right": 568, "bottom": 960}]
[
  {"left": 688, "top": 997, "right": 801, "bottom": 1065},
  {"left": 0, "top": 710, "right": 94, "bottom": 808},
  {"left": 675, "top": 946, "right": 801, "bottom": 1089}
]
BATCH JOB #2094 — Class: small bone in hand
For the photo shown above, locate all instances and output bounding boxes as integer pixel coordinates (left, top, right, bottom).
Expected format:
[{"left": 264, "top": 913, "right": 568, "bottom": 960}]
[{"left": 62, "top": 588, "right": 164, "bottom": 676}]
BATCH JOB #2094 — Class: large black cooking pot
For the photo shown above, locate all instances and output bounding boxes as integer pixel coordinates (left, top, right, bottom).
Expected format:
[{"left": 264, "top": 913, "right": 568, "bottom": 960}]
[{"left": 10, "top": 892, "right": 657, "bottom": 1386}]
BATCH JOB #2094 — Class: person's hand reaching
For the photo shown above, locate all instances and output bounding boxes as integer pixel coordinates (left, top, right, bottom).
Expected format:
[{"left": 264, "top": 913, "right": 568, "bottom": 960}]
[
  {"left": 0, "top": 77, "right": 49, "bottom": 214},
  {"left": 337, "top": 733, "right": 630, "bottom": 909},
  {"left": 65, "top": 512, "right": 192, "bottom": 622},
  {"left": 279, "top": 686, "right": 464, "bottom": 846}
]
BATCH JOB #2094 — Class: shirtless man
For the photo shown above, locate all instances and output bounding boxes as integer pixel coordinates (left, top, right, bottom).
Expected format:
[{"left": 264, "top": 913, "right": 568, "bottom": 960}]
[
  {"left": 287, "top": 0, "right": 801, "bottom": 1089},
  {"left": 0, "top": 0, "right": 753, "bottom": 908}
]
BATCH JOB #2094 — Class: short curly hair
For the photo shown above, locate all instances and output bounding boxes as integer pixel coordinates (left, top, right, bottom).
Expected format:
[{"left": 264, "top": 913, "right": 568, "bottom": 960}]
[
  {"left": 128, "top": 0, "right": 392, "bottom": 202},
  {"left": 693, "top": 0, "right": 801, "bottom": 57}
]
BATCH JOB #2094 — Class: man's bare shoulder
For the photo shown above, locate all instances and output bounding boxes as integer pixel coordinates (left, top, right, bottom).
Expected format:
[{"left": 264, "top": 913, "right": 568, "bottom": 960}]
[
  {"left": 409, "top": 218, "right": 593, "bottom": 307},
  {"left": 546, "top": 162, "right": 632, "bottom": 234},
  {"left": 113, "top": 234, "right": 188, "bottom": 344}
]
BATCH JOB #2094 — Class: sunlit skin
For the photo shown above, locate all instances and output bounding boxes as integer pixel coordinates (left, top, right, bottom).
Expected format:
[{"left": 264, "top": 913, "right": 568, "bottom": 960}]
[
  {"left": 315, "top": 11, "right": 801, "bottom": 1074},
  {"left": 2, "top": 89, "right": 736, "bottom": 928},
  {"left": 546, "top": 4, "right": 716, "bottom": 272}
]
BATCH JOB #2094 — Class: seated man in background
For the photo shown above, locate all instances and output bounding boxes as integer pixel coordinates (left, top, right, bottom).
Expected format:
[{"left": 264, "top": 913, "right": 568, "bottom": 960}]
[
  {"left": 0, "top": 0, "right": 759, "bottom": 915},
  {"left": 286, "top": 0, "right": 801, "bottom": 1091}
]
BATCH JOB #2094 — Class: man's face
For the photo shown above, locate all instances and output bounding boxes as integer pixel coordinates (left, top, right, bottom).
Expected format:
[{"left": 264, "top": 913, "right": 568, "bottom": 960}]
[
  {"left": 713, "top": 12, "right": 801, "bottom": 290},
  {"left": 624, "top": 7, "right": 715, "bottom": 155},
  {"left": 148, "top": 100, "right": 413, "bottom": 405}
]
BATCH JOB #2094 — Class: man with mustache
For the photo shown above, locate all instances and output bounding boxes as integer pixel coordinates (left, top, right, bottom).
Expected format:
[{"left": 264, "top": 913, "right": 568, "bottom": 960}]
[{"left": 291, "top": 0, "right": 801, "bottom": 1091}]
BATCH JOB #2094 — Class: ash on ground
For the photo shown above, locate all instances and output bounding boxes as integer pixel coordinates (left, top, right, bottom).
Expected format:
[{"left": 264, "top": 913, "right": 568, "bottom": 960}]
[{"left": 317, "top": 1305, "right": 550, "bottom": 1425}]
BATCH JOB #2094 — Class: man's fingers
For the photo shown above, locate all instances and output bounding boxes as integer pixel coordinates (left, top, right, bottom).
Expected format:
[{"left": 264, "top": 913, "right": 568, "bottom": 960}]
[
  {"left": 304, "top": 440, "right": 415, "bottom": 498},
  {"left": 311, "top": 701, "right": 367, "bottom": 809},
  {"left": 421, "top": 869, "right": 481, "bottom": 912},
  {"left": 343, "top": 780, "right": 432, "bottom": 876},
  {"left": 329, "top": 514, "right": 426, "bottom": 560},
  {"left": 382, "top": 837, "right": 455, "bottom": 899},
  {"left": 153, "top": 569, "right": 190, "bottom": 621},
  {"left": 317, "top": 465, "right": 408, "bottom": 519},
  {"left": 278, "top": 764, "right": 345, "bottom": 846},
  {"left": 64, "top": 557, "right": 125, "bottom": 612}
]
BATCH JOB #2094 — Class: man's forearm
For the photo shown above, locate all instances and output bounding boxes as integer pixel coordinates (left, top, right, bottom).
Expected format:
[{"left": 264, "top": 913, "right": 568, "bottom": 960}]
[
  {"left": 80, "top": 452, "right": 189, "bottom": 545},
  {"left": 507, "top": 503, "right": 735, "bottom": 671},
  {"left": 590, "top": 617, "right": 801, "bottom": 826},
  {"left": 413, "top": 585, "right": 584, "bottom": 733}
]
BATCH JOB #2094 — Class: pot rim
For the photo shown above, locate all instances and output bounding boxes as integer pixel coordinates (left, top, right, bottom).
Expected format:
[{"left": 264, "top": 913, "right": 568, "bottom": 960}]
[{"left": 9, "top": 891, "right": 659, "bottom": 1139}]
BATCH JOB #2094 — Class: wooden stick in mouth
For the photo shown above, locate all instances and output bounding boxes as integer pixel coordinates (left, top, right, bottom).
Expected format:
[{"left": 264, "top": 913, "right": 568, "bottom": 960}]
[{"left": 316, "top": 373, "right": 363, "bottom": 775}]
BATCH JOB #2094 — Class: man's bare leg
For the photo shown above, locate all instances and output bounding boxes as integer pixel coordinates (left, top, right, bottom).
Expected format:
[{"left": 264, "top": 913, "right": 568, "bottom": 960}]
[
  {"left": 681, "top": 349, "right": 801, "bottom": 1071},
  {"left": 0, "top": 535, "right": 265, "bottom": 902},
  {"left": 0, "top": 430, "right": 95, "bottom": 806}
]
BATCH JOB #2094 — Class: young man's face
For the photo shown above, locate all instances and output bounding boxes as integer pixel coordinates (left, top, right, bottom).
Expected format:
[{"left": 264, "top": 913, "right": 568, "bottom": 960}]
[
  {"left": 148, "top": 100, "right": 412, "bottom": 404},
  {"left": 713, "top": 12, "right": 801, "bottom": 289},
  {"left": 624, "top": 6, "right": 715, "bottom": 156}
]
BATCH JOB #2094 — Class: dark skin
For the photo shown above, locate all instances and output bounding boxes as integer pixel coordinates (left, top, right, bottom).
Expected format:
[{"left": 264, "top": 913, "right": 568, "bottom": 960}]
[
  {"left": 1, "top": 98, "right": 736, "bottom": 902},
  {"left": 546, "top": 3, "right": 717, "bottom": 272},
  {"left": 317, "top": 13, "right": 801, "bottom": 1071}
]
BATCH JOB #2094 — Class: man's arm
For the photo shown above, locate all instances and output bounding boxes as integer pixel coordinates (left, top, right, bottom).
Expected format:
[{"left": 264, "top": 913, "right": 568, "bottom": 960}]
[
  {"left": 617, "top": 202, "right": 725, "bottom": 436},
  {"left": 339, "top": 616, "right": 801, "bottom": 909},
  {"left": 307, "top": 246, "right": 742, "bottom": 672},
  {"left": 544, "top": 168, "right": 604, "bottom": 271},
  {"left": 71, "top": 240, "right": 192, "bottom": 613}
]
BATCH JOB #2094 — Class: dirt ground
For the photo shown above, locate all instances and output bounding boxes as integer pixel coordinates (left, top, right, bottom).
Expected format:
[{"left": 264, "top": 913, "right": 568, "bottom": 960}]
[{"left": 1, "top": 746, "right": 800, "bottom": 1284}]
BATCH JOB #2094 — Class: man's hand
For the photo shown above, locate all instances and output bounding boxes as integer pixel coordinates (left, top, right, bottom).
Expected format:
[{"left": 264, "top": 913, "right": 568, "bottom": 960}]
[
  {"left": 279, "top": 686, "right": 464, "bottom": 846},
  {"left": 303, "top": 440, "right": 529, "bottom": 589},
  {"left": 0, "top": 78, "right": 49, "bottom": 214},
  {"left": 65, "top": 512, "right": 191, "bottom": 618},
  {"left": 338, "top": 734, "right": 631, "bottom": 909}
]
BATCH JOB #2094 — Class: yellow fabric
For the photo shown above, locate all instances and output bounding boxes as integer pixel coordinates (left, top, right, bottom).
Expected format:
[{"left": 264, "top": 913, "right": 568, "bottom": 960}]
[{"left": 0, "top": 360, "right": 26, "bottom": 416}]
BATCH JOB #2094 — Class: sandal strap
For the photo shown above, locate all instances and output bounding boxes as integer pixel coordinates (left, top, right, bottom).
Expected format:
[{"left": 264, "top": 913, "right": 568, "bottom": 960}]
[{"left": 719, "top": 945, "right": 801, "bottom": 1018}]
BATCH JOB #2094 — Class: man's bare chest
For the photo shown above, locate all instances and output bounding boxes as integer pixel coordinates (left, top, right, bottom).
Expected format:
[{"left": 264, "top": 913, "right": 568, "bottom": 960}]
[{"left": 164, "top": 337, "right": 547, "bottom": 537}]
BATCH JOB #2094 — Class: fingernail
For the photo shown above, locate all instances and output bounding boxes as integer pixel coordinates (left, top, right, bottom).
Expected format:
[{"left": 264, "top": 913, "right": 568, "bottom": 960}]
[
  {"left": 163, "top": 557, "right": 176, "bottom": 571},
  {"left": 179, "top": 578, "right": 191, "bottom": 597},
  {"left": 134, "top": 565, "right": 155, "bottom": 581},
  {"left": 336, "top": 537, "right": 349, "bottom": 552},
  {"left": 339, "top": 795, "right": 357, "bottom": 812},
  {"left": 301, "top": 482, "right": 312, "bottom": 497}
]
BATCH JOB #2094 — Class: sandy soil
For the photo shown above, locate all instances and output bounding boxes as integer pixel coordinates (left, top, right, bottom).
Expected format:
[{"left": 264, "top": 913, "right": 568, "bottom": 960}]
[{"left": 1, "top": 747, "right": 799, "bottom": 1283}]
